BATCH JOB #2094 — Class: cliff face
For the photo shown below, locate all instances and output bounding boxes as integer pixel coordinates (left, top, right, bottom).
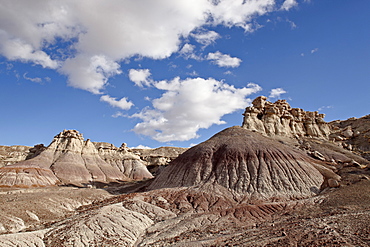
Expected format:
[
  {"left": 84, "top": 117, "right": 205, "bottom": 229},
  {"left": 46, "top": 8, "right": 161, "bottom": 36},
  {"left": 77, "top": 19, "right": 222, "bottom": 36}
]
[{"left": 0, "top": 130, "right": 153, "bottom": 187}]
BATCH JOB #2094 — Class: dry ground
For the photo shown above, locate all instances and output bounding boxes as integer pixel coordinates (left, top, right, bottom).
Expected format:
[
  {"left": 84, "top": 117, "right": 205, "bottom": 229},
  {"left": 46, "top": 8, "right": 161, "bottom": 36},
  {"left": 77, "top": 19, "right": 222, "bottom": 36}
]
[{"left": 0, "top": 166, "right": 369, "bottom": 246}]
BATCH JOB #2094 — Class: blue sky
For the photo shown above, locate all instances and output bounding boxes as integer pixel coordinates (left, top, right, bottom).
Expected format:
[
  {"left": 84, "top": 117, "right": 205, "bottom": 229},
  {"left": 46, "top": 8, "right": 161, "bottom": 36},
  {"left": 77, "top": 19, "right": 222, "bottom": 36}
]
[{"left": 0, "top": 0, "right": 369, "bottom": 148}]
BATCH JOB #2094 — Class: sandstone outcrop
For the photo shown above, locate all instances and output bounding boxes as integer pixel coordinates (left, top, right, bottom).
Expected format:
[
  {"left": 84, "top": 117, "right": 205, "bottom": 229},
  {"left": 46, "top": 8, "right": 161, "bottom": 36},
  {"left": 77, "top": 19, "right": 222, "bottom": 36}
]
[
  {"left": 0, "top": 144, "right": 45, "bottom": 168},
  {"left": 0, "top": 130, "right": 153, "bottom": 187},
  {"left": 329, "top": 114, "right": 370, "bottom": 161},
  {"left": 93, "top": 142, "right": 153, "bottom": 180},
  {"left": 132, "top": 147, "right": 188, "bottom": 175},
  {"left": 242, "top": 96, "right": 331, "bottom": 139},
  {"left": 242, "top": 97, "right": 370, "bottom": 167}
]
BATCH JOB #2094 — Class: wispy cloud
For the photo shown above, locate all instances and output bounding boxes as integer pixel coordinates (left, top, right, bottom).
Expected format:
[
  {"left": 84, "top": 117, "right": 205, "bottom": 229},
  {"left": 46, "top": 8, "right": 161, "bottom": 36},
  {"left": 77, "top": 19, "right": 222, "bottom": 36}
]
[
  {"left": 100, "top": 95, "right": 133, "bottom": 110},
  {"left": 301, "top": 48, "right": 319, "bottom": 57},
  {"left": 318, "top": 105, "right": 333, "bottom": 111},
  {"left": 112, "top": 112, "right": 125, "bottom": 118},
  {"left": 207, "top": 51, "right": 242, "bottom": 68},
  {"left": 131, "top": 145, "right": 152, "bottom": 149},
  {"left": 191, "top": 30, "right": 220, "bottom": 47},
  {"left": 281, "top": 0, "right": 298, "bottom": 11},
  {"left": 311, "top": 48, "right": 319, "bottom": 54},
  {"left": 269, "top": 88, "right": 287, "bottom": 99},
  {"left": 179, "top": 43, "right": 202, "bottom": 61},
  {"left": 23, "top": 73, "right": 42, "bottom": 84},
  {"left": 286, "top": 19, "right": 297, "bottom": 29},
  {"left": 186, "top": 70, "right": 199, "bottom": 76}
]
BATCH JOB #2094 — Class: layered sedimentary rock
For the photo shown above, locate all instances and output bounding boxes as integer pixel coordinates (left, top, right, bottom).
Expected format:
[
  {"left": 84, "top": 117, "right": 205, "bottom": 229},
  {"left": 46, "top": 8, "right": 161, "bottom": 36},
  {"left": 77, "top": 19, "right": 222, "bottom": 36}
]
[
  {"left": 149, "top": 126, "right": 339, "bottom": 201},
  {"left": 0, "top": 144, "right": 45, "bottom": 168},
  {"left": 242, "top": 96, "right": 370, "bottom": 166},
  {"left": 94, "top": 142, "right": 153, "bottom": 180},
  {"left": 242, "top": 96, "right": 331, "bottom": 139},
  {"left": 0, "top": 130, "right": 153, "bottom": 187},
  {"left": 132, "top": 147, "right": 188, "bottom": 175},
  {"left": 329, "top": 114, "right": 370, "bottom": 161}
]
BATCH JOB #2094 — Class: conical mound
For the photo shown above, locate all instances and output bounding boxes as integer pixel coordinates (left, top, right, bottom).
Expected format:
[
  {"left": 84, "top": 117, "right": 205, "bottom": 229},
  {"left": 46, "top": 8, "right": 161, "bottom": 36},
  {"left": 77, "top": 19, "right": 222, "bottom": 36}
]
[{"left": 149, "top": 126, "right": 331, "bottom": 200}]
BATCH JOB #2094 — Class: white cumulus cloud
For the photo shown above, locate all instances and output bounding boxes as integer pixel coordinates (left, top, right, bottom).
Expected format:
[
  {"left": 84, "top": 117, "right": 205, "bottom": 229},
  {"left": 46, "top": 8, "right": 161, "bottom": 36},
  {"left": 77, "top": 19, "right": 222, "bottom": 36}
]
[
  {"left": 269, "top": 88, "right": 287, "bottom": 99},
  {"left": 131, "top": 73, "right": 262, "bottom": 142},
  {"left": 210, "top": 0, "right": 275, "bottom": 30},
  {"left": 61, "top": 54, "right": 121, "bottom": 94},
  {"left": 0, "top": 0, "right": 287, "bottom": 95},
  {"left": 207, "top": 51, "right": 242, "bottom": 67},
  {"left": 128, "top": 69, "right": 152, "bottom": 88},
  {"left": 100, "top": 95, "right": 133, "bottom": 110},
  {"left": 0, "top": 32, "right": 59, "bottom": 69}
]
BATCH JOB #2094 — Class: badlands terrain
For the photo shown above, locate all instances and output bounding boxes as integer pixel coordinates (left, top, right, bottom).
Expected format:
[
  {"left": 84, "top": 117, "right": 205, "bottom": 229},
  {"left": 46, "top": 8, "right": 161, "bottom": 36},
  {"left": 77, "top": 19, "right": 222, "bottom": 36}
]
[{"left": 0, "top": 96, "right": 369, "bottom": 246}]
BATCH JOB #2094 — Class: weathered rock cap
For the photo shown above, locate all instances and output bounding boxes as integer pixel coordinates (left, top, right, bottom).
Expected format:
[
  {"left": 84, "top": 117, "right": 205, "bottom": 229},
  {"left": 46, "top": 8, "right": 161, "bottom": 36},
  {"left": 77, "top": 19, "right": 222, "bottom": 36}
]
[{"left": 242, "top": 96, "right": 330, "bottom": 138}]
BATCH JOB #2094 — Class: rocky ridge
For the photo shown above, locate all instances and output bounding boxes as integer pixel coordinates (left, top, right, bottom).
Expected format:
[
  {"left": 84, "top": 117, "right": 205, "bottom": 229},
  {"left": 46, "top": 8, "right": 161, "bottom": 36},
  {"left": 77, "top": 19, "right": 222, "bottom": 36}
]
[{"left": 0, "top": 130, "right": 153, "bottom": 187}]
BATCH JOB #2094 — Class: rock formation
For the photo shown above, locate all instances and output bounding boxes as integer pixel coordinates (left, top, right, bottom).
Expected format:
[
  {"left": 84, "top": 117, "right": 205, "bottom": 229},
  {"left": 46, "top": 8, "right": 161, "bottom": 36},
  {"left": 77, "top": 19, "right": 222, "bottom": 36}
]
[
  {"left": 0, "top": 130, "right": 153, "bottom": 187},
  {"left": 329, "top": 114, "right": 370, "bottom": 161},
  {"left": 0, "top": 144, "right": 45, "bottom": 168},
  {"left": 132, "top": 147, "right": 188, "bottom": 175},
  {"left": 149, "top": 126, "right": 339, "bottom": 201},
  {"left": 242, "top": 96, "right": 331, "bottom": 139},
  {"left": 93, "top": 142, "right": 153, "bottom": 180},
  {"left": 242, "top": 96, "right": 370, "bottom": 167}
]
